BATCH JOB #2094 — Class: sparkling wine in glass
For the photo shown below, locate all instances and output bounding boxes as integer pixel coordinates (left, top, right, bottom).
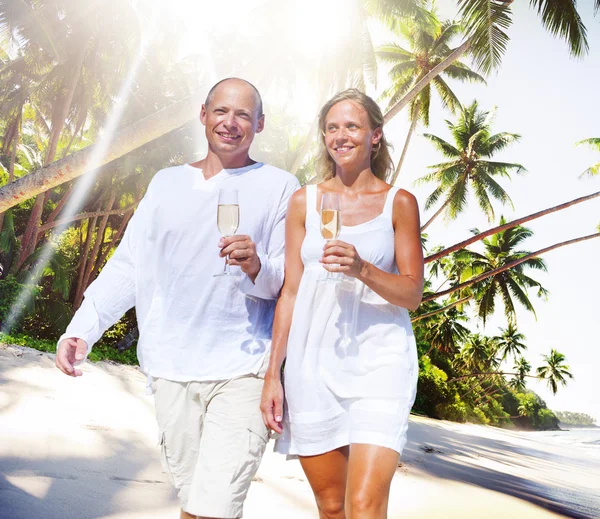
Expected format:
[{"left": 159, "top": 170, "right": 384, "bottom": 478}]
[
  {"left": 320, "top": 192, "right": 342, "bottom": 282},
  {"left": 215, "top": 188, "right": 239, "bottom": 277}
]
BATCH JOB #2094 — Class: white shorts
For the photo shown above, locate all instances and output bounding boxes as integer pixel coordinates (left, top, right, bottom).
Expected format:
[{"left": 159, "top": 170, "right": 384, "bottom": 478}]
[{"left": 152, "top": 367, "right": 268, "bottom": 518}]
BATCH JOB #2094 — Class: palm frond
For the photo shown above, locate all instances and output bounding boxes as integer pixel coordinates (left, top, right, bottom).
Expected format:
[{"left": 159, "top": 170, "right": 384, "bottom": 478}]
[
  {"left": 528, "top": 0, "right": 588, "bottom": 57},
  {"left": 432, "top": 75, "right": 461, "bottom": 114},
  {"left": 422, "top": 133, "right": 461, "bottom": 157},
  {"left": 458, "top": 0, "right": 513, "bottom": 74}
]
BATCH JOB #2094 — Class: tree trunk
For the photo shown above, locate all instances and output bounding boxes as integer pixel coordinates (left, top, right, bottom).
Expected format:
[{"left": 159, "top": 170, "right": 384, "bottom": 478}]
[
  {"left": 17, "top": 43, "right": 88, "bottom": 265},
  {"left": 383, "top": 39, "right": 472, "bottom": 125},
  {"left": 45, "top": 43, "right": 88, "bottom": 166},
  {"left": 90, "top": 209, "right": 133, "bottom": 280},
  {"left": 421, "top": 198, "right": 452, "bottom": 232},
  {"left": 73, "top": 216, "right": 98, "bottom": 309},
  {"left": 448, "top": 372, "right": 540, "bottom": 384},
  {"left": 42, "top": 184, "right": 74, "bottom": 228},
  {"left": 0, "top": 119, "right": 20, "bottom": 232},
  {"left": 36, "top": 203, "right": 138, "bottom": 235},
  {"left": 411, "top": 296, "right": 473, "bottom": 323},
  {"left": 425, "top": 190, "right": 600, "bottom": 264},
  {"left": 423, "top": 232, "right": 600, "bottom": 303},
  {"left": 0, "top": 91, "right": 203, "bottom": 213},
  {"left": 80, "top": 192, "right": 115, "bottom": 296},
  {"left": 388, "top": 100, "right": 420, "bottom": 185}
]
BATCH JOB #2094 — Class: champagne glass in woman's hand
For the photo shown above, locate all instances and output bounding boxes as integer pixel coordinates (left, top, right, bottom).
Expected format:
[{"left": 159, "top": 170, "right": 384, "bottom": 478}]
[
  {"left": 215, "top": 188, "right": 239, "bottom": 277},
  {"left": 320, "top": 193, "right": 342, "bottom": 283}
]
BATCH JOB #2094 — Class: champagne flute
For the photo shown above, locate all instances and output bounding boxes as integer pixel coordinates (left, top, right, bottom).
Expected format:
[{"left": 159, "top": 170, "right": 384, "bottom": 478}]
[
  {"left": 320, "top": 192, "right": 342, "bottom": 283},
  {"left": 215, "top": 188, "right": 239, "bottom": 277}
]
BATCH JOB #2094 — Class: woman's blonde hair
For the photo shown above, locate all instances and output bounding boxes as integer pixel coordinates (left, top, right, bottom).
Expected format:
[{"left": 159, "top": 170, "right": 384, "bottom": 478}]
[{"left": 315, "top": 88, "right": 393, "bottom": 182}]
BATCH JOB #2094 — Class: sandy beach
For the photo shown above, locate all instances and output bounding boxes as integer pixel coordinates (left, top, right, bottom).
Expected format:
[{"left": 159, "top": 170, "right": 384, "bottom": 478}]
[{"left": 1, "top": 343, "right": 598, "bottom": 519}]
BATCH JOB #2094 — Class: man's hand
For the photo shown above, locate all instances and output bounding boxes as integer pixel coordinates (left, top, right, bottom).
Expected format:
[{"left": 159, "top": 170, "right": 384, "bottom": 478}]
[
  {"left": 219, "top": 235, "right": 261, "bottom": 282},
  {"left": 56, "top": 338, "right": 89, "bottom": 377}
]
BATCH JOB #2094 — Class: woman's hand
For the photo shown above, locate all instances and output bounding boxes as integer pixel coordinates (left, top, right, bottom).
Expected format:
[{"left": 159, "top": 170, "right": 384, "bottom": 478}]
[
  {"left": 260, "top": 375, "right": 284, "bottom": 434},
  {"left": 321, "top": 240, "right": 366, "bottom": 279}
]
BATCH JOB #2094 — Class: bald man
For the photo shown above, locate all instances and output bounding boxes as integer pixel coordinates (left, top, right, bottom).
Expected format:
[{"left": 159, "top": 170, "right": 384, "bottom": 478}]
[{"left": 56, "top": 78, "right": 300, "bottom": 519}]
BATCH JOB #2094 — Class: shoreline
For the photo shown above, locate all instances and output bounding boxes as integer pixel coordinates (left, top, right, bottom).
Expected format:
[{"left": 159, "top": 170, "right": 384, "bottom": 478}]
[{"left": 1, "top": 344, "right": 599, "bottom": 519}]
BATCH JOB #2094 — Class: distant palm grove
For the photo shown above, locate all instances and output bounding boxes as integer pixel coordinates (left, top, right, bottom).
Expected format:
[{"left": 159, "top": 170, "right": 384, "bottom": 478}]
[{"left": 1, "top": 0, "right": 599, "bottom": 431}]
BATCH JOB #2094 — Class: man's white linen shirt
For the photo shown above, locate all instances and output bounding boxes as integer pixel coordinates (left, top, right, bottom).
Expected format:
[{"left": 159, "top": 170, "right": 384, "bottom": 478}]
[{"left": 60, "top": 162, "right": 300, "bottom": 382}]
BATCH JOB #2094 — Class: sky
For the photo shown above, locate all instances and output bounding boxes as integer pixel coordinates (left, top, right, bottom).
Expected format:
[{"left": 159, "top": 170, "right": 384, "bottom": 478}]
[
  {"left": 374, "top": 3, "right": 600, "bottom": 420},
  {"left": 160, "top": 0, "right": 600, "bottom": 420}
]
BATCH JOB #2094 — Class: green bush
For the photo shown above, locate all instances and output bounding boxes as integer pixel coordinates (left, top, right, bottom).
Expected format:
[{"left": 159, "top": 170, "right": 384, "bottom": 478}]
[
  {"left": 471, "top": 406, "right": 490, "bottom": 425},
  {"left": 413, "top": 357, "right": 453, "bottom": 417},
  {"left": 436, "top": 396, "right": 467, "bottom": 423}
]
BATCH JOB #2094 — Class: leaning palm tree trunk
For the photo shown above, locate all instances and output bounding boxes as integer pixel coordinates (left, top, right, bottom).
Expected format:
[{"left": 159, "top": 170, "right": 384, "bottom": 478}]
[
  {"left": 448, "top": 372, "right": 541, "bottom": 383},
  {"left": 411, "top": 295, "right": 473, "bottom": 323},
  {"left": 425, "top": 190, "right": 600, "bottom": 264},
  {"left": 388, "top": 99, "right": 420, "bottom": 186},
  {"left": 421, "top": 198, "right": 451, "bottom": 232},
  {"left": 423, "top": 232, "right": 600, "bottom": 303},
  {"left": 383, "top": 39, "right": 472, "bottom": 124},
  {"left": 0, "top": 91, "right": 203, "bottom": 213}
]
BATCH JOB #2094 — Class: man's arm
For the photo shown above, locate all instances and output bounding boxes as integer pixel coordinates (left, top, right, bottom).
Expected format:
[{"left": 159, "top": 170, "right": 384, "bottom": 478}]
[
  {"left": 235, "top": 177, "right": 300, "bottom": 300},
  {"left": 56, "top": 186, "right": 153, "bottom": 376}
]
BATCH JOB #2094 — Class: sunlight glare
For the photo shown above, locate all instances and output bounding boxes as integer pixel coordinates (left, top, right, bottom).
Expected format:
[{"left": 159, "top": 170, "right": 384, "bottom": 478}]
[
  {"left": 1, "top": 7, "right": 162, "bottom": 335},
  {"left": 289, "top": 0, "right": 356, "bottom": 59}
]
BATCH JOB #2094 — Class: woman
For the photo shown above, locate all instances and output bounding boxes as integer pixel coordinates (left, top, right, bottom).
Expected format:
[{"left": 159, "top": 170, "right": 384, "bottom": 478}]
[{"left": 260, "top": 89, "right": 423, "bottom": 519}]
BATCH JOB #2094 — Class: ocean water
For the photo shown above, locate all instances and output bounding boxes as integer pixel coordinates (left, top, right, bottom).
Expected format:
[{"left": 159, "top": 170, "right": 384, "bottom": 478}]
[{"left": 535, "top": 427, "right": 600, "bottom": 450}]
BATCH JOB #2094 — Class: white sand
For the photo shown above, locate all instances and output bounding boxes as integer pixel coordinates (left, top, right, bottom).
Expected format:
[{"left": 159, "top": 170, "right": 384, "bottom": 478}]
[{"left": 1, "top": 343, "right": 598, "bottom": 519}]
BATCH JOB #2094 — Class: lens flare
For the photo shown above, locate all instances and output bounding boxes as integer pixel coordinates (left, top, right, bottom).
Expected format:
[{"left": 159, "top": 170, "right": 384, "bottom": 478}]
[{"left": 1, "top": 7, "right": 161, "bottom": 335}]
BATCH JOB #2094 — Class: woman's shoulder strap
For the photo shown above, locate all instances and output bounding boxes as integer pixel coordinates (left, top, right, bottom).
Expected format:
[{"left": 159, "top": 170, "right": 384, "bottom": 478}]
[{"left": 383, "top": 186, "right": 400, "bottom": 217}]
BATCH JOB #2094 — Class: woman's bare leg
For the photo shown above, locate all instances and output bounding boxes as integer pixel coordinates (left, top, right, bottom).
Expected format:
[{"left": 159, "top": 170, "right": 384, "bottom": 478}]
[
  {"left": 299, "top": 446, "right": 349, "bottom": 519},
  {"left": 345, "top": 444, "right": 399, "bottom": 519}
]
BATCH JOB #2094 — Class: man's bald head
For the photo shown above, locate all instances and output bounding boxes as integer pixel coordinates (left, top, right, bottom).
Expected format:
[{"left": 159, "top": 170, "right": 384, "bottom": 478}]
[{"left": 205, "top": 78, "right": 264, "bottom": 118}]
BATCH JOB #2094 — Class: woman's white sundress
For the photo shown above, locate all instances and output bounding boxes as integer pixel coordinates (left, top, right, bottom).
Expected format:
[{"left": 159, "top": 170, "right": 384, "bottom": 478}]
[{"left": 275, "top": 184, "right": 419, "bottom": 456}]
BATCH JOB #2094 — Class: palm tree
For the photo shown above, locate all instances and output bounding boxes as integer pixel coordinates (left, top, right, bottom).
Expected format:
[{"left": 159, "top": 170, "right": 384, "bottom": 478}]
[
  {"left": 418, "top": 305, "right": 470, "bottom": 356},
  {"left": 423, "top": 227, "right": 600, "bottom": 306},
  {"left": 576, "top": 138, "right": 600, "bottom": 177},
  {"left": 536, "top": 349, "right": 574, "bottom": 395},
  {"left": 377, "top": 16, "right": 485, "bottom": 183},
  {"left": 457, "top": 218, "right": 548, "bottom": 324},
  {"left": 457, "top": 334, "right": 499, "bottom": 372},
  {"left": 494, "top": 322, "right": 527, "bottom": 361},
  {"left": 383, "top": 0, "right": 591, "bottom": 124},
  {"left": 509, "top": 356, "right": 532, "bottom": 392},
  {"left": 417, "top": 101, "right": 525, "bottom": 231}
]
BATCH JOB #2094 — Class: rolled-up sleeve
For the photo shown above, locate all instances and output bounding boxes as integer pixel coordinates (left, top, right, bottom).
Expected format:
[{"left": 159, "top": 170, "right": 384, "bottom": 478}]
[
  {"left": 57, "top": 187, "right": 152, "bottom": 352},
  {"left": 239, "top": 176, "right": 300, "bottom": 300}
]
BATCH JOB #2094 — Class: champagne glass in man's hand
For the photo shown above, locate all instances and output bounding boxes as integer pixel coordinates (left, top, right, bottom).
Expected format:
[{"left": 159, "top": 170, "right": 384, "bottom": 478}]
[{"left": 215, "top": 188, "right": 240, "bottom": 277}]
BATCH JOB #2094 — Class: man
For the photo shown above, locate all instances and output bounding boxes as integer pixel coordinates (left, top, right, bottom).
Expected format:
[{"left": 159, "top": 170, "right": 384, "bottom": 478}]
[{"left": 56, "top": 78, "right": 300, "bottom": 519}]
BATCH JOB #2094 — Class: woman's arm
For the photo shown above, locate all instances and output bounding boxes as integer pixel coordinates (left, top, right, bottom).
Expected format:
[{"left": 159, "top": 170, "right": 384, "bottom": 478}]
[
  {"left": 321, "top": 189, "right": 424, "bottom": 311},
  {"left": 260, "top": 188, "right": 306, "bottom": 433}
]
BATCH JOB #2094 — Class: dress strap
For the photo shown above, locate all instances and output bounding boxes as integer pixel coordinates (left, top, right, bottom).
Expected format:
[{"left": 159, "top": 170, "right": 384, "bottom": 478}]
[{"left": 383, "top": 186, "right": 400, "bottom": 218}]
